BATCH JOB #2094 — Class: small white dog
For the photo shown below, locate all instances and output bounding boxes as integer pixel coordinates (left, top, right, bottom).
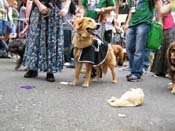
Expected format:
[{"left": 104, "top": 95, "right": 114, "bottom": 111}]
[{"left": 107, "top": 88, "right": 144, "bottom": 107}]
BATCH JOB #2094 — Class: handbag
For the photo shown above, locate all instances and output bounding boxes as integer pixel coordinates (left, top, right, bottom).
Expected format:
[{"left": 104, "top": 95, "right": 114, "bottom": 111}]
[{"left": 146, "top": 21, "right": 163, "bottom": 50}]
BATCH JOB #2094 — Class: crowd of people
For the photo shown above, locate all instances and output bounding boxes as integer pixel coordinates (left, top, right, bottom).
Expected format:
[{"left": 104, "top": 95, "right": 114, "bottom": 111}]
[{"left": 0, "top": 0, "right": 174, "bottom": 83}]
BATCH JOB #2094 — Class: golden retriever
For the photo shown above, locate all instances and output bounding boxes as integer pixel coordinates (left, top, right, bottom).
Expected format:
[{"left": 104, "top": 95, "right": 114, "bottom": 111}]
[
  {"left": 69, "top": 17, "right": 117, "bottom": 88},
  {"left": 167, "top": 41, "right": 175, "bottom": 94}
]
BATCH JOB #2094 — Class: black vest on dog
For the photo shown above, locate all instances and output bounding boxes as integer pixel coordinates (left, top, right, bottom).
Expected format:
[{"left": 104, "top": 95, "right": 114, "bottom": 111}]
[{"left": 78, "top": 37, "right": 108, "bottom": 67}]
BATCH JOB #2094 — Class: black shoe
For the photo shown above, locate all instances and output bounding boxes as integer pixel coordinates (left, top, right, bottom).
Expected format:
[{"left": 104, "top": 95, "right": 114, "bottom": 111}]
[
  {"left": 24, "top": 70, "right": 38, "bottom": 78},
  {"left": 155, "top": 73, "right": 165, "bottom": 77},
  {"left": 46, "top": 73, "right": 55, "bottom": 82},
  {"left": 127, "top": 74, "right": 140, "bottom": 82}
]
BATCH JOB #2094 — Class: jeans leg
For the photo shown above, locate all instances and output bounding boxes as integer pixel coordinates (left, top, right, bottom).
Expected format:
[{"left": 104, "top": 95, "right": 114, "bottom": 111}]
[
  {"left": 0, "top": 20, "right": 3, "bottom": 36},
  {"left": 0, "top": 40, "right": 8, "bottom": 50},
  {"left": 126, "top": 27, "right": 136, "bottom": 70},
  {"left": 131, "top": 23, "right": 150, "bottom": 77},
  {"left": 2, "top": 21, "right": 8, "bottom": 35},
  {"left": 143, "top": 49, "right": 150, "bottom": 71}
]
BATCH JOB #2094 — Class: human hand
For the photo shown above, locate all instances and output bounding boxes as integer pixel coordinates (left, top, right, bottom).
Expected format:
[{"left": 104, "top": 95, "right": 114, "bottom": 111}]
[
  {"left": 124, "top": 24, "right": 129, "bottom": 32},
  {"left": 58, "top": 8, "right": 69, "bottom": 16},
  {"left": 38, "top": 3, "right": 49, "bottom": 15},
  {"left": 100, "top": 7, "right": 106, "bottom": 13},
  {"left": 10, "top": 21, "right": 14, "bottom": 26},
  {"left": 19, "top": 22, "right": 29, "bottom": 37},
  {"left": 0, "top": 8, "right": 7, "bottom": 13}
]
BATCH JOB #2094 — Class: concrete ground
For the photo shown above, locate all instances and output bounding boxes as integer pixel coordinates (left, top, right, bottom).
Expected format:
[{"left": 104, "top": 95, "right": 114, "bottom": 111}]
[{"left": 0, "top": 58, "right": 175, "bottom": 131}]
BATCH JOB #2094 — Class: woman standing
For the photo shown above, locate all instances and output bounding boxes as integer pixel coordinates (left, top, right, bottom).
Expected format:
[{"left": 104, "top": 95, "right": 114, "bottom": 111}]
[
  {"left": 8, "top": 0, "right": 19, "bottom": 38},
  {"left": 23, "top": 0, "right": 71, "bottom": 82},
  {"left": 151, "top": 0, "right": 175, "bottom": 77}
]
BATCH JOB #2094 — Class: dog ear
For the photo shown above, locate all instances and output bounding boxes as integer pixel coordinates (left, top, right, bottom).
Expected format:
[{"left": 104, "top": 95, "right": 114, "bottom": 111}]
[
  {"left": 167, "top": 42, "right": 175, "bottom": 66},
  {"left": 75, "top": 18, "right": 84, "bottom": 30}
]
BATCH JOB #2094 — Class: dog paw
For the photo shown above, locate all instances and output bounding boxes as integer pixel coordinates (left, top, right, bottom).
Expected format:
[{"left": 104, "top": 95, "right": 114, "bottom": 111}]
[
  {"left": 171, "top": 89, "right": 175, "bottom": 94},
  {"left": 69, "top": 81, "right": 77, "bottom": 86},
  {"left": 112, "top": 80, "right": 117, "bottom": 84},
  {"left": 92, "top": 78, "right": 98, "bottom": 82},
  {"left": 82, "top": 83, "right": 89, "bottom": 88},
  {"left": 168, "top": 86, "right": 172, "bottom": 90}
]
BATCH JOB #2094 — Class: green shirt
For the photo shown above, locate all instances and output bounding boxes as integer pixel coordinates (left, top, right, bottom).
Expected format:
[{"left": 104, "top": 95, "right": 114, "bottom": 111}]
[
  {"left": 82, "top": 0, "right": 116, "bottom": 21},
  {"left": 12, "top": 8, "right": 19, "bottom": 23},
  {"left": 128, "top": 0, "right": 153, "bottom": 27}
]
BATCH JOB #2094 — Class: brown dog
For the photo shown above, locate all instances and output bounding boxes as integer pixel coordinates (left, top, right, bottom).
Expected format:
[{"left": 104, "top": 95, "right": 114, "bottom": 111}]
[
  {"left": 111, "top": 44, "right": 124, "bottom": 66},
  {"left": 69, "top": 17, "right": 117, "bottom": 88},
  {"left": 167, "top": 41, "right": 175, "bottom": 94}
]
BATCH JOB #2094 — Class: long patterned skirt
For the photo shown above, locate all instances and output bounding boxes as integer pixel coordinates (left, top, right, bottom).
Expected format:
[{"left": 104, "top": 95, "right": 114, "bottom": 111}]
[{"left": 23, "top": 2, "right": 64, "bottom": 73}]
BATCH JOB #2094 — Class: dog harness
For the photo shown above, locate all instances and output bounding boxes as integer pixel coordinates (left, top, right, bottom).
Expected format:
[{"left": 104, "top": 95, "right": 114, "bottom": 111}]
[{"left": 78, "top": 37, "right": 108, "bottom": 67}]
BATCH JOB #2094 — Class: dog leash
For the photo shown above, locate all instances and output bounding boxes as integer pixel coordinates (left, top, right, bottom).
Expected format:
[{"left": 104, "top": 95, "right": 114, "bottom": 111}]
[{"left": 42, "top": 2, "right": 75, "bottom": 31}]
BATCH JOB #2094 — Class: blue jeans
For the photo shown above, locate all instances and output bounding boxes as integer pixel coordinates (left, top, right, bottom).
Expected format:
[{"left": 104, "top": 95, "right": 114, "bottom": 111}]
[
  {"left": 0, "top": 20, "right": 8, "bottom": 36},
  {"left": 126, "top": 23, "right": 150, "bottom": 77},
  {"left": 0, "top": 40, "right": 8, "bottom": 50},
  {"left": 143, "top": 49, "right": 150, "bottom": 71}
]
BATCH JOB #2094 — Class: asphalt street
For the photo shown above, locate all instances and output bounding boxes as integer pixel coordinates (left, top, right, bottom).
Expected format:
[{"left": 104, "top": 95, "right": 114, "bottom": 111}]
[{"left": 0, "top": 58, "right": 175, "bottom": 131}]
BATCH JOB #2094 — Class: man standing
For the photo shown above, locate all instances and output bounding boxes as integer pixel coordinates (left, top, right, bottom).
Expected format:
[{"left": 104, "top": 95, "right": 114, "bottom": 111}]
[{"left": 125, "top": 0, "right": 162, "bottom": 82}]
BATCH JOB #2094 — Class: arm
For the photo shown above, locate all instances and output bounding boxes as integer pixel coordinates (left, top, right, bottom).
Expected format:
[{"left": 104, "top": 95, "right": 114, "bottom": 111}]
[
  {"left": 124, "top": 10, "right": 131, "bottom": 32},
  {"left": 26, "top": 0, "right": 33, "bottom": 23},
  {"left": 8, "top": 7, "right": 13, "bottom": 24},
  {"left": 0, "top": 0, "right": 9, "bottom": 14},
  {"left": 115, "top": 0, "right": 120, "bottom": 20},
  {"left": 161, "top": 3, "right": 172, "bottom": 16},
  {"left": 154, "top": 0, "right": 173, "bottom": 18},
  {"left": 154, "top": 0, "right": 162, "bottom": 22},
  {"left": 101, "top": 6, "right": 116, "bottom": 14},
  {"left": 59, "top": 0, "right": 71, "bottom": 16},
  {"left": 33, "top": 0, "right": 48, "bottom": 15},
  {"left": 19, "top": 0, "right": 33, "bottom": 37}
]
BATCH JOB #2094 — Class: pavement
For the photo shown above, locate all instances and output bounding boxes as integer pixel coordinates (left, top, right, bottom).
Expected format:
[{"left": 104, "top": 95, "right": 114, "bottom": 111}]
[{"left": 0, "top": 58, "right": 175, "bottom": 131}]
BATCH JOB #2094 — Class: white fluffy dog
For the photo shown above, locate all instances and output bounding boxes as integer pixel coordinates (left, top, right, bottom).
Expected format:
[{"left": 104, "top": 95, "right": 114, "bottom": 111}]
[{"left": 107, "top": 88, "right": 144, "bottom": 107}]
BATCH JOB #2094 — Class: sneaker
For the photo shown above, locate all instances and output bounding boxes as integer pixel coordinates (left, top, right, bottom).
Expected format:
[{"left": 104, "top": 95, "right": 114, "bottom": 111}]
[
  {"left": 126, "top": 74, "right": 132, "bottom": 78},
  {"left": 46, "top": 73, "right": 55, "bottom": 82},
  {"left": 127, "top": 74, "right": 140, "bottom": 82},
  {"left": 24, "top": 70, "right": 38, "bottom": 78},
  {"left": 142, "top": 68, "right": 147, "bottom": 74}
]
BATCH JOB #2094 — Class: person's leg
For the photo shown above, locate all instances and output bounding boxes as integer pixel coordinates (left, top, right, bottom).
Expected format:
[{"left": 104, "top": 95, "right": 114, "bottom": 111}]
[
  {"left": 0, "top": 40, "right": 8, "bottom": 50},
  {"left": 0, "top": 20, "right": 3, "bottom": 36},
  {"left": 2, "top": 20, "right": 8, "bottom": 35},
  {"left": 143, "top": 49, "right": 150, "bottom": 73},
  {"left": 129, "top": 23, "right": 150, "bottom": 80},
  {"left": 104, "top": 30, "right": 113, "bottom": 43},
  {"left": 126, "top": 26, "right": 136, "bottom": 72},
  {"left": 64, "top": 30, "right": 72, "bottom": 62}
]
